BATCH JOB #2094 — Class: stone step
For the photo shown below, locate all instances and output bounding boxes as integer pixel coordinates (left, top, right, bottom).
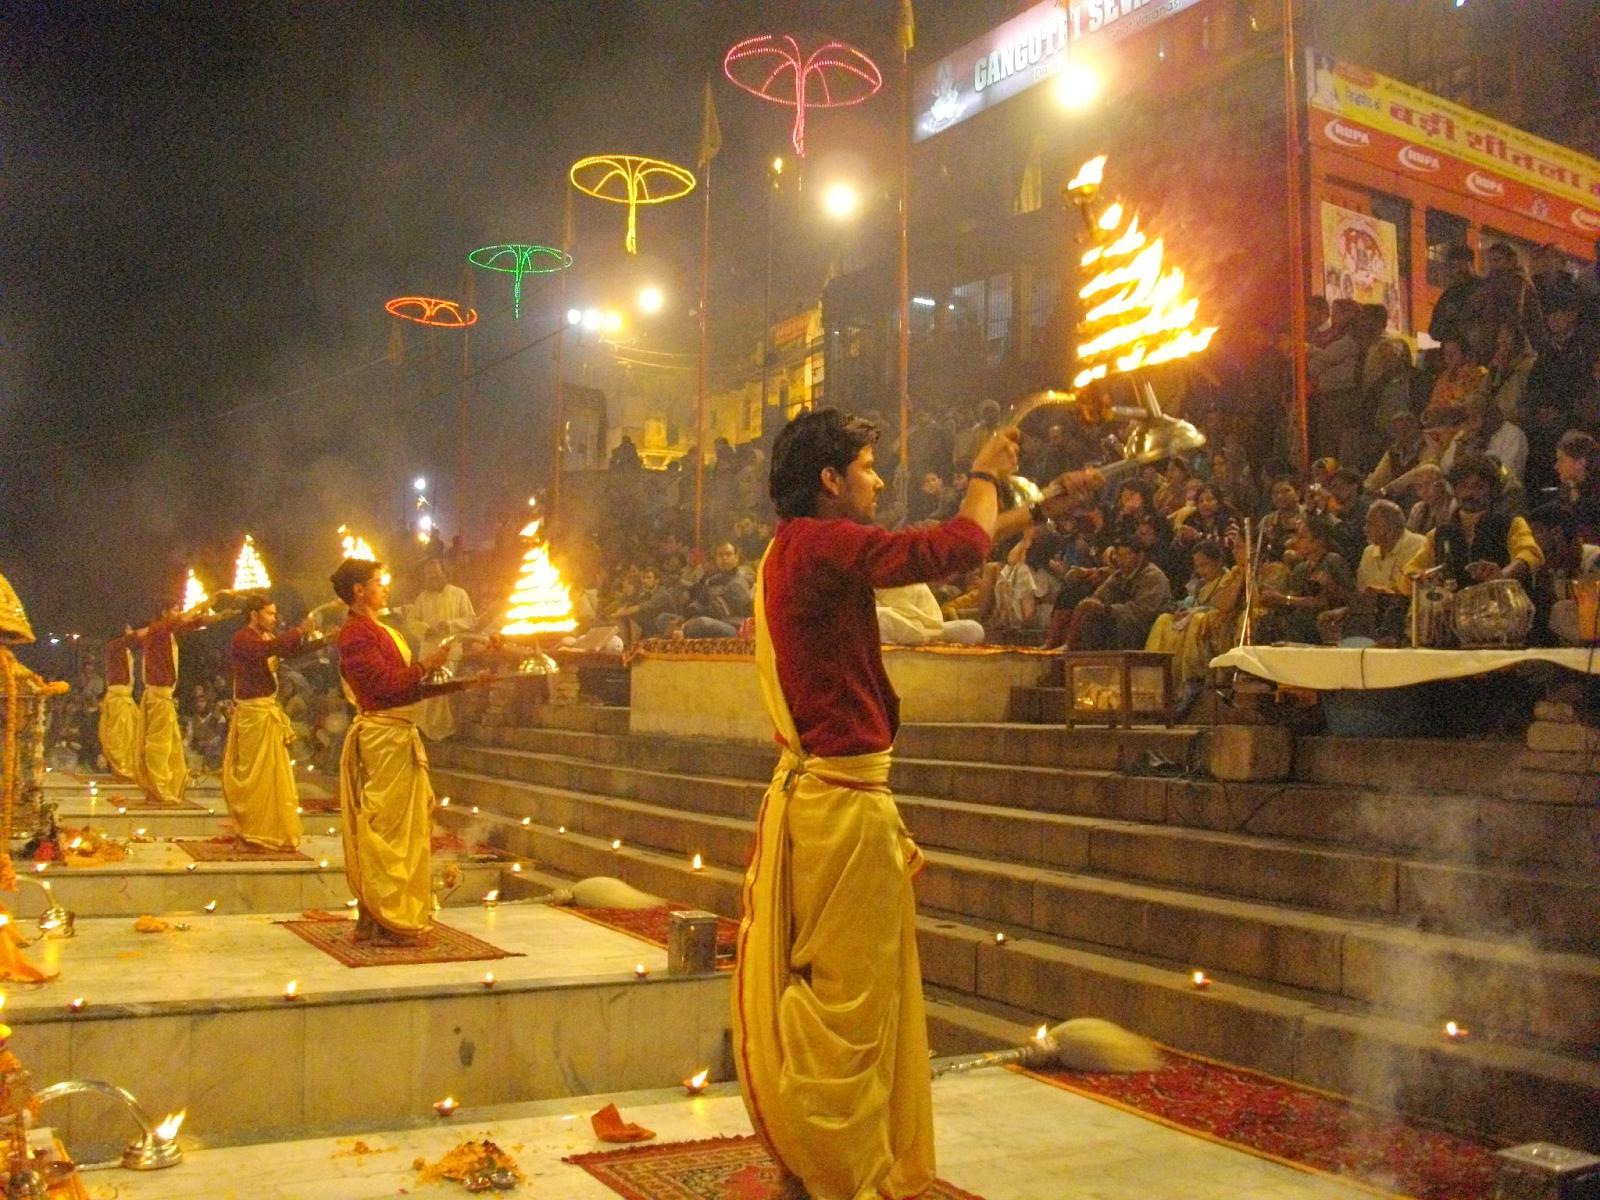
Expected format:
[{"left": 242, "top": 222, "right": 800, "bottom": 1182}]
[
  {"left": 7, "top": 835, "right": 502, "bottom": 920},
  {"left": 1292, "top": 736, "right": 1524, "bottom": 796},
  {"left": 468, "top": 703, "right": 629, "bottom": 736},
  {"left": 6, "top": 904, "right": 727, "bottom": 1156},
  {"left": 430, "top": 749, "right": 1600, "bottom": 946},
  {"left": 432, "top": 771, "right": 1600, "bottom": 1051},
  {"left": 468, "top": 718, "right": 1208, "bottom": 776},
  {"left": 438, "top": 730, "right": 1600, "bottom": 874},
  {"left": 914, "top": 910, "right": 1600, "bottom": 1153}
]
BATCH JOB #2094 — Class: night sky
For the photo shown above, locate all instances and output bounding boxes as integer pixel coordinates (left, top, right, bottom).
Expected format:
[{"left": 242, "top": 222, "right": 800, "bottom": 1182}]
[{"left": 2, "top": 1, "right": 1006, "bottom": 636}]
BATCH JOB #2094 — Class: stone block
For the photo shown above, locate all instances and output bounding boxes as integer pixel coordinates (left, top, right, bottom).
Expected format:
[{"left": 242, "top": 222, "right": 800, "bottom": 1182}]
[
  {"left": 1534, "top": 700, "right": 1579, "bottom": 723},
  {"left": 1204, "top": 724, "right": 1292, "bottom": 782},
  {"left": 1526, "top": 720, "right": 1600, "bottom": 755}
]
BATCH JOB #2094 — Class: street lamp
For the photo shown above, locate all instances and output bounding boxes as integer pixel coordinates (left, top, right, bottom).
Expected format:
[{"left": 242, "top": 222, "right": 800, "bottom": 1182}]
[
  {"left": 637, "top": 285, "right": 664, "bottom": 315},
  {"left": 821, "top": 181, "right": 862, "bottom": 221},
  {"left": 1052, "top": 62, "right": 1103, "bottom": 110},
  {"left": 413, "top": 476, "right": 428, "bottom": 493}
]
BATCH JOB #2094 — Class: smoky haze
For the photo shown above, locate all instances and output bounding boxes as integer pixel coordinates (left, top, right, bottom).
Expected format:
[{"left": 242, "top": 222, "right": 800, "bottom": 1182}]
[{"left": 1, "top": 1, "right": 1008, "bottom": 635}]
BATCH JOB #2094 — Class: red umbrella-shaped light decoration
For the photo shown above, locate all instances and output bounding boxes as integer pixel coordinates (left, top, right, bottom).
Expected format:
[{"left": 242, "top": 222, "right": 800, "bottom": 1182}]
[
  {"left": 384, "top": 296, "right": 478, "bottom": 328},
  {"left": 723, "top": 35, "right": 883, "bottom": 157}
]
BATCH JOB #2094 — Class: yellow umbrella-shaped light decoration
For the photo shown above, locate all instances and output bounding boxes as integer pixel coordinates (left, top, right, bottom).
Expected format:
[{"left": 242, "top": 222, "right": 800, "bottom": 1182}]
[
  {"left": 569, "top": 155, "right": 696, "bottom": 255},
  {"left": 501, "top": 520, "right": 576, "bottom": 637},
  {"left": 182, "top": 569, "right": 210, "bottom": 612},
  {"left": 232, "top": 534, "right": 272, "bottom": 592}
]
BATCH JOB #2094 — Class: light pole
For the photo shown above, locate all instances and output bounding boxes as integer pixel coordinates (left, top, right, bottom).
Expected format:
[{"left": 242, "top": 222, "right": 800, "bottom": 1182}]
[{"left": 762, "top": 156, "right": 784, "bottom": 423}]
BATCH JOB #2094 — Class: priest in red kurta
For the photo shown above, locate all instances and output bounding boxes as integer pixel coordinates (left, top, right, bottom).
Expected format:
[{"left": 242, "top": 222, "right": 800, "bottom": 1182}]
[
  {"left": 135, "top": 606, "right": 215, "bottom": 805},
  {"left": 732, "top": 408, "right": 1099, "bottom": 1200},
  {"left": 331, "top": 559, "right": 451, "bottom": 945},
  {"left": 222, "top": 595, "right": 312, "bottom": 850},
  {"left": 97, "top": 630, "right": 142, "bottom": 782}
]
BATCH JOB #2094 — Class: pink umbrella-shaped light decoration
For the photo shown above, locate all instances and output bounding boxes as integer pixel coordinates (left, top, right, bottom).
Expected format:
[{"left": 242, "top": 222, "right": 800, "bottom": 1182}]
[{"left": 723, "top": 35, "right": 883, "bottom": 157}]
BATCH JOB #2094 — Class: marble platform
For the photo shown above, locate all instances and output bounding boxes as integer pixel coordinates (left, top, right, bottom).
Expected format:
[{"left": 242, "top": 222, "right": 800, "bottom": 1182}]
[
  {"left": 7, "top": 903, "right": 729, "bottom": 1160},
  {"left": 2, "top": 834, "right": 502, "bottom": 919},
  {"left": 75, "top": 1068, "right": 1372, "bottom": 1199}
]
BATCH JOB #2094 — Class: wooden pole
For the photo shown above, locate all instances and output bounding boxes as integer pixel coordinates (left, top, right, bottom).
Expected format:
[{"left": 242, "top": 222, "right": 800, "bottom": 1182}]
[
  {"left": 550, "top": 188, "right": 572, "bottom": 527},
  {"left": 1282, "top": 0, "right": 1310, "bottom": 469},
  {"left": 896, "top": 28, "right": 913, "bottom": 508},
  {"left": 694, "top": 156, "right": 712, "bottom": 553}
]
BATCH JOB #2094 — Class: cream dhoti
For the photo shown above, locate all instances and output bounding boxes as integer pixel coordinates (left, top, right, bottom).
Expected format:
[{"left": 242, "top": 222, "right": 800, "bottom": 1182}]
[
  {"left": 98, "top": 683, "right": 143, "bottom": 782},
  {"left": 338, "top": 710, "right": 434, "bottom": 935},
  {"left": 732, "top": 558, "right": 935, "bottom": 1200},
  {"left": 138, "top": 684, "right": 187, "bottom": 805},
  {"left": 221, "top": 696, "right": 301, "bottom": 849}
]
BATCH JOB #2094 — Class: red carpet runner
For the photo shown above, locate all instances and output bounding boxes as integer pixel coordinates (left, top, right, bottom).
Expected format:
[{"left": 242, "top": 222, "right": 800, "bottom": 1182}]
[
  {"left": 280, "top": 918, "right": 522, "bottom": 968},
  {"left": 566, "top": 1136, "right": 983, "bottom": 1200},
  {"left": 1026, "top": 1052, "right": 1500, "bottom": 1200}
]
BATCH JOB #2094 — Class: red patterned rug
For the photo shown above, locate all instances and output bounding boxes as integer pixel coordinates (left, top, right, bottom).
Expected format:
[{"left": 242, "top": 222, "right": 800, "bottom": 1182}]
[
  {"left": 1027, "top": 1052, "right": 1500, "bottom": 1200},
  {"left": 562, "top": 905, "right": 738, "bottom": 969},
  {"left": 177, "top": 838, "right": 310, "bottom": 862},
  {"left": 565, "top": 1135, "right": 983, "bottom": 1200},
  {"left": 280, "top": 918, "right": 523, "bottom": 968}
]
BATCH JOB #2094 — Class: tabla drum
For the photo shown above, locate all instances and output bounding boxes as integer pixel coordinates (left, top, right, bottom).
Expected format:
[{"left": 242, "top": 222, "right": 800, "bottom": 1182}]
[
  {"left": 1409, "top": 585, "right": 1455, "bottom": 648},
  {"left": 1452, "top": 577, "right": 1534, "bottom": 648}
]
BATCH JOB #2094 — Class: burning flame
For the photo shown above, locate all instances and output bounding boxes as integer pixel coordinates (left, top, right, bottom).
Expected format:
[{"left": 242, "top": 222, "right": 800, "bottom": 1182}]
[
  {"left": 182, "top": 569, "right": 210, "bottom": 612},
  {"left": 154, "top": 1110, "right": 186, "bottom": 1141},
  {"left": 232, "top": 534, "right": 272, "bottom": 592},
  {"left": 338, "top": 525, "right": 375, "bottom": 561},
  {"left": 1067, "top": 155, "right": 1106, "bottom": 193},
  {"left": 337, "top": 526, "right": 391, "bottom": 586},
  {"left": 685, "top": 1068, "right": 709, "bottom": 1092},
  {"left": 1069, "top": 156, "right": 1218, "bottom": 391},
  {"left": 1033, "top": 1024, "right": 1050, "bottom": 1043},
  {"left": 501, "top": 519, "right": 577, "bottom": 637}
]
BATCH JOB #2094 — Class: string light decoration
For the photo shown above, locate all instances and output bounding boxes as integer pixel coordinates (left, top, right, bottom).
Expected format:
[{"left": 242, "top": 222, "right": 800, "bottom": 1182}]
[
  {"left": 1067, "top": 155, "right": 1218, "bottom": 391},
  {"left": 501, "top": 518, "right": 576, "bottom": 637},
  {"left": 569, "top": 155, "right": 696, "bottom": 255},
  {"left": 722, "top": 35, "right": 883, "bottom": 157},
  {"left": 466, "top": 245, "right": 570, "bottom": 319},
  {"left": 181, "top": 569, "right": 209, "bottom": 612},
  {"left": 384, "top": 296, "right": 478, "bottom": 328},
  {"left": 231, "top": 535, "right": 272, "bottom": 593}
]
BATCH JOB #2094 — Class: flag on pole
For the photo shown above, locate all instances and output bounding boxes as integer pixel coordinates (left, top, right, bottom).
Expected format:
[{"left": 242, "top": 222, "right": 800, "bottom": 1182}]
[
  {"left": 896, "top": 0, "right": 914, "bottom": 52},
  {"left": 699, "top": 77, "right": 722, "bottom": 168}
]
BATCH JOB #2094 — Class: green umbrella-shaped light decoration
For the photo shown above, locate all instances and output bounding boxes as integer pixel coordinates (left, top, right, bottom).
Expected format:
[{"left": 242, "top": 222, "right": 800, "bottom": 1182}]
[{"left": 466, "top": 243, "right": 572, "bottom": 319}]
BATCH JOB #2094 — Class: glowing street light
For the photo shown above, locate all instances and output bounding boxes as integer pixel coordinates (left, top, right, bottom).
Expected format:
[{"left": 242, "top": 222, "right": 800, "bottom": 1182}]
[
  {"left": 413, "top": 477, "right": 428, "bottom": 493},
  {"left": 637, "top": 285, "right": 664, "bottom": 315},
  {"left": 772, "top": 156, "right": 785, "bottom": 176},
  {"left": 1053, "top": 62, "right": 1103, "bottom": 110},
  {"left": 602, "top": 310, "right": 624, "bottom": 334},
  {"left": 822, "top": 181, "right": 861, "bottom": 221},
  {"left": 567, "top": 308, "right": 583, "bottom": 326},
  {"left": 582, "top": 308, "right": 603, "bottom": 332}
]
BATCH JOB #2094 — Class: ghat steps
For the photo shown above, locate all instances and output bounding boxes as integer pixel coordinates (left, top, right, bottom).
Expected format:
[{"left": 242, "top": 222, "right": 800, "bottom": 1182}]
[{"left": 430, "top": 704, "right": 1600, "bottom": 1152}]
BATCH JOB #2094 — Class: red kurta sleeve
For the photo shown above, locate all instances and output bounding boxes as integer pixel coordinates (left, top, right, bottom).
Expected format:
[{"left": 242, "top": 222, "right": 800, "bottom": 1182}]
[
  {"left": 337, "top": 615, "right": 426, "bottom": 712},
  {"left": 807, "top": 516, "right": 992, "bottom": 588}
]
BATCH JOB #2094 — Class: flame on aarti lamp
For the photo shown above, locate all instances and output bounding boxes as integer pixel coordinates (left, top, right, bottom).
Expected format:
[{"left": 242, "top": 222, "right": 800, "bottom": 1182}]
[
  {"left": 337, "top": 526, "right": 390, "bottom": 586},
  {"left": 182, "top": 569, "right": 209, "bottom": 612},
  {"left": 1069, "top": 156, "right": 1218, "bottom": 391},
  {"left": 501, "top": 519, "right": 576, "bottom": 637},
  {"left": 155, "top": 1110, "right": 186, "bottom": 1141},
  {"left": 232, "top": 534, "right": 272, "bottom": 592}
]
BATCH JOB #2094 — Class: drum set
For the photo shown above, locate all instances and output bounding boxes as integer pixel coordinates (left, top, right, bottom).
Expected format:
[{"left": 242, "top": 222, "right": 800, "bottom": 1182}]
[{"left": 1408, "top": 572, "right": 1535, "bottom": 649}]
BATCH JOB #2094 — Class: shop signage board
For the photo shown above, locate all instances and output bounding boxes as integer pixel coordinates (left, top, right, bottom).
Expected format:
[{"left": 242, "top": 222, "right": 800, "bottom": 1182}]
[
  {"left": 1307, "top": 49, "right": 1600, "bottom": 239},
  {"left": 913, "top": 0, "right": 1200, "bottom": 142}
]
